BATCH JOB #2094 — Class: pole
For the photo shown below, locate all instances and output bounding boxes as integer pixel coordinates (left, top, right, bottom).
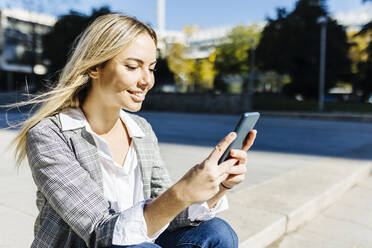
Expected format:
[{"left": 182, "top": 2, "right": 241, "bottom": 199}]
[
  {"left": 157, "top": 0, "right": 165, "bottom": 35},
  {"left": 248, "top": 38, "right": 255, "bottom": 110},
  {"left": 31, "top": 21, "right": 36, "bottom": 82},
  {"left": 318, "top": 19, "right": 327, "bottom": 112},
  {"left": 249, "top": 48, "right": 255, "bottom": 94}
]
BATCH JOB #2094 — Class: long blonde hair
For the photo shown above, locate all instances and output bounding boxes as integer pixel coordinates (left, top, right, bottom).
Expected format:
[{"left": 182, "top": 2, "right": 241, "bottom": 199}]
[{"left": 10, "top": 13, "right": 157, "bottom": 166}]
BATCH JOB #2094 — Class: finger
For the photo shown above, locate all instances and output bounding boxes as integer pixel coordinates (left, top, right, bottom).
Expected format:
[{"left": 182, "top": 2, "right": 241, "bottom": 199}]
[
  {"left": 224, "top": 174, "right": 245, "bottom": 184},
  {"left": 218, "top": 162, "right": 242, "bottom": 183},
  {"left": 217, "top": 158, "right": 239, "bottom": 178},
  {"left": 218, "top": 164, "right": 236, "bottom": 183},
  {"left": 218, "top": 157, "right": 238, "bottom": 172},
  {"left": 206, "top": 132, "right": 236, "bottom": 164},
  {"left": 226, "top": 164, "right": 247, "bottom": 175},
  {"left": 218, "top": 172, "right": 230, "bottom": 183},
  {"left": 242, "top": 130, "right": 257, "bottom": 151},
  {"left": 230, "top": 149, "right": 247, "bottom": 164}
]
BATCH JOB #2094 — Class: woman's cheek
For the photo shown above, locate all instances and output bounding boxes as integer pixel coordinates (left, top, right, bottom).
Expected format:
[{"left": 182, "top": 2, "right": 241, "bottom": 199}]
[{"left": 121, "top": 72, "right": 140, "bottom": 87}]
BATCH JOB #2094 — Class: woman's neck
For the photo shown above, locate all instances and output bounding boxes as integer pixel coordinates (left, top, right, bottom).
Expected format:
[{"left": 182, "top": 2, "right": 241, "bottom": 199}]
[{"left": 81, "top": 91, "right": 121, "bottom": 135}]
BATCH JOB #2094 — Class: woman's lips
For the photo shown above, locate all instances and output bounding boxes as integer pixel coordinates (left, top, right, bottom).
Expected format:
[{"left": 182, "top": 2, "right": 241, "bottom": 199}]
[{"left": 128, "top": 90, "right": 145, "bottom": 102}]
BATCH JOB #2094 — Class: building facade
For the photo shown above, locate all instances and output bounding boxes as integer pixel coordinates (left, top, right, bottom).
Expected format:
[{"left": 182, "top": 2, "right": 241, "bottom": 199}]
[
  {"left": 157, "top": 26, "right": 232, "bottom": 59},
  {"left": 0, "top": 8, "right": 56, "bottom": 92}
]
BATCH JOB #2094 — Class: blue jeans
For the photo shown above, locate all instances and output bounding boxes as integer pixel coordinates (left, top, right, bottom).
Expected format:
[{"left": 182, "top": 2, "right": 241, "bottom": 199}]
[{"left": 112, "top": 217, "right": 238, "bottom": 248}]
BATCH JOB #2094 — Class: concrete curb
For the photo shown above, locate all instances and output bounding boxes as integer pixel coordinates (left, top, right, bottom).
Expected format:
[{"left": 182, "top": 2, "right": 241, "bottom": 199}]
[
  {"left": 285, "top": 164, "right": 371, "bottom": 233},
  {"left": 239, "top": 217, "right": 287, "bottom": 248},
  {"left": 230, "top": 162, "right": 372, "bottom": 248},
  {"left": 261, "top": 111, "right": 372, "bottom": 122}
]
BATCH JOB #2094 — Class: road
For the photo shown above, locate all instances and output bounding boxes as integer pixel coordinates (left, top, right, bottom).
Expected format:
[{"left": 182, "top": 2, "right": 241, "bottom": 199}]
[
  {"left": 4, "top": 109, "right": 372, "bottom": 159},
  {"left": 138, "top": 111, "right": 372, "bottom": 159},
  {"left": 2, "top": 110, "right": 372, "bottom": 160}
]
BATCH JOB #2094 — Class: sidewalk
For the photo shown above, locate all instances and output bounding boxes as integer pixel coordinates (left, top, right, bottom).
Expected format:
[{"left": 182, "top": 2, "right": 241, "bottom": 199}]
[
  {"left": 269, "top": 174, "right": 372, "bottom": 248},
  {"left": 218, "top": 157, "right": 372, "bottom": 247},
  {"left": 1, "top": 130, "right": 372, "bottom": 247}
]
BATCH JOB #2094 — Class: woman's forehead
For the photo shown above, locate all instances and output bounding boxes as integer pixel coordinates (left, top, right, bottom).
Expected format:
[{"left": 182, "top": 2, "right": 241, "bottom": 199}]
[{"left": 116, "top": 33, "right": 157, "bottom": 62}]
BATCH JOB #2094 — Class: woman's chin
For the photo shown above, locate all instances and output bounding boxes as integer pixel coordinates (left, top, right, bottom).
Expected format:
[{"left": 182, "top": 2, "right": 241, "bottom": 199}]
[{"left": 122, "top": 102, "right": 142, "bottom": 112}]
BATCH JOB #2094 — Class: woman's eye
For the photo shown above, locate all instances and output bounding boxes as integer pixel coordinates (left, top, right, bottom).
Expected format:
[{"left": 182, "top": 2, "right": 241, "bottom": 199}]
[
  {"left": 149, "top": 68, "right": 157, "bottom": 72},
  {"left": 125, "top": 65, "right": 138, "bottom": 70}
]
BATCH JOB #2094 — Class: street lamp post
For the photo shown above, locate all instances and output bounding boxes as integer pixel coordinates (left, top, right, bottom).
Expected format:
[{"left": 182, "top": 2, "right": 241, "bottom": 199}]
[
  {"left": 248, "top": 38, "right": 255, "bottom": 110},
  {"left": 317, "top": 16, "right": 327, "bottom": 112}
]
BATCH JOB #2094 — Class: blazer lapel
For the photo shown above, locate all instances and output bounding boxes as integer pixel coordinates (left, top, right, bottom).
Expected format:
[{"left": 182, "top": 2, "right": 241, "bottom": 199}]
[
  {"left": 69, "top": 128, "right": 104, "bottom": 191},
  {"left": 132, "top": 136, "right": 152, "bottom": 199}
]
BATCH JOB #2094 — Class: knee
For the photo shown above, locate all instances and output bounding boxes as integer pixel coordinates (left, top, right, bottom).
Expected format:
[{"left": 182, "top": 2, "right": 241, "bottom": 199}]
[
  {"left": 112, "top": 242, "right": 161, "bottom": 248},
  {"left": 201, "top": 218, "right": 238, "bottom": 248}
]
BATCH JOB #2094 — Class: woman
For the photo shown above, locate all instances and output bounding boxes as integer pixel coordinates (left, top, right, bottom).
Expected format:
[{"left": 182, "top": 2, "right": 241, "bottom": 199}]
[{"left": 12, "top": 14, "right": 256, "bottom": 248}]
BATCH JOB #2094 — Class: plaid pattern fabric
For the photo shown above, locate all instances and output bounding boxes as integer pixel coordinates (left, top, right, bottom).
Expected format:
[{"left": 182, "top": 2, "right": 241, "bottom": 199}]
[{"left": 26, "top": 112, "right": 198, "bottom": 248}]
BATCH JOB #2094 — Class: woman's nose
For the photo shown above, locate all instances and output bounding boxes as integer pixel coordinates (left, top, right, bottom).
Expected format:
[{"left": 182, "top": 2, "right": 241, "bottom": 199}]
[{"left": 140, "top": 69, "right": 153, "bottom": 86}]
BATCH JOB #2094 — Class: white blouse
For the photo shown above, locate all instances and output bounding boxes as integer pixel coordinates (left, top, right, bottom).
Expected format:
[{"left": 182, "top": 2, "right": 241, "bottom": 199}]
[{"left": 59, "top": 108, "right": 228, "bottom": 245}]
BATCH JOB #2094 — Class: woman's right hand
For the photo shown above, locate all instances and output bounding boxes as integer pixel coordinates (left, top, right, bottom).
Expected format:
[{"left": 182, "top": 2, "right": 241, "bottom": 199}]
[
  {"left": 143, "top": 131, "right": 248, "bottom": 237},
  {"left": 175, "top": 132, "right": 239, "bottom": 205}
]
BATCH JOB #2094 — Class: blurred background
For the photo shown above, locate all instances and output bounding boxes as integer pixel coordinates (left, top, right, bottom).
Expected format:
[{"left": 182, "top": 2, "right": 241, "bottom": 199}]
[{"left": 0, "top": 0, "right": 370, "bottom": 113}]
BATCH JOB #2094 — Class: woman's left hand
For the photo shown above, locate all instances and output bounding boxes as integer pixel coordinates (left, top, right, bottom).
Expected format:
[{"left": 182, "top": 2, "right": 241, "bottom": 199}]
[{"left": 221, "top": 130, "right": 257, "bottom": 189}]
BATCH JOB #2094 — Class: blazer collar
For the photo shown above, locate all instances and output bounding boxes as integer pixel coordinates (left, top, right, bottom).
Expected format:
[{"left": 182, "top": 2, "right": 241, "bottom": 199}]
[{"left": 59, "top": 107, "right": 145, "bottom": 138}]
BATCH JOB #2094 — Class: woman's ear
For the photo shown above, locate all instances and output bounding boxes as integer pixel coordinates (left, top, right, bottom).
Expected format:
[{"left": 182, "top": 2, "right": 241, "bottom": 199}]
[{"left": 87, "top": 66, "right": 100, "bottom": 79}]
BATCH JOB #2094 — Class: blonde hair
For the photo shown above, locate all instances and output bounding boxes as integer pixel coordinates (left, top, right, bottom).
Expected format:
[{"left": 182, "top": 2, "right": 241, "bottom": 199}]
[{"left": 9, "top": 13, "right": 157, "bottom": 166}]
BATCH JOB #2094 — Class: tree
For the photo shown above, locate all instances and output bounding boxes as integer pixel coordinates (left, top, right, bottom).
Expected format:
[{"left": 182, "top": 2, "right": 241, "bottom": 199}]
[
  {"left": 256, "top": 0, "right": 351, "bottom": 98},
  {"left": 153, "top": 55, "right": 174, "bottom": 90},
  {"left": 215, "top": 25, "right": 261, "bottom": 75},
  {"left": 348, "top": 30, "right": 369, "bottom": 73},
  {"left": 166, "top": 43, "right": 192, "bottom": 91},
  {"left": 354, "top": 21, "right": 372, "bottom": 100},
  {"left": 165, "top": 42, "right": 215, "bottom": 92},
  {"left": 42, "top": 7, "right": 111, "bottom": 83},
  {"left": 213, "top": 25, "right": 261, "bottom": 92},
  {"left": 198, "top": 57, "right": 217, "bottom": 90}
]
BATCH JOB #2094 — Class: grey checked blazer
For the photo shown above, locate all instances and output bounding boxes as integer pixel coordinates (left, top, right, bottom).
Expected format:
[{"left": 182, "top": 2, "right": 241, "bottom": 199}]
[{"left": 26, "top": 112, "right": 199, "bottom": 248}]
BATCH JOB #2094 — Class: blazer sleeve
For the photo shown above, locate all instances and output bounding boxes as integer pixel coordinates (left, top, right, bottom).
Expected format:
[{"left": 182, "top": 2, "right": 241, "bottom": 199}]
[
  {"left": 146, "top": 122, "right": 202, "bottom": 231},
  {"left": 26, "top": 121, "right": 119, "bottom": 247}
]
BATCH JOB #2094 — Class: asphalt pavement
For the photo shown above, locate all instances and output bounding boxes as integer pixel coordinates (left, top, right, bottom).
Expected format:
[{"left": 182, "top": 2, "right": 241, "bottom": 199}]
[{"left": 139, "top": 111, "right": 372, "bottom": 159}]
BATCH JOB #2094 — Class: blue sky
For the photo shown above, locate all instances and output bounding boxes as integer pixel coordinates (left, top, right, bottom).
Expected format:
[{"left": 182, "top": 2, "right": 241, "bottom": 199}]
[{"left": 3, "top": 0, "right": 372, "bottom": 30}]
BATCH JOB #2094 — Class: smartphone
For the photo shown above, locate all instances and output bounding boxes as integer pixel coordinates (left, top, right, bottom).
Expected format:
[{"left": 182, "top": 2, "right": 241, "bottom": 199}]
[{"left": 218, "top": 112, "right": 260, "bottom": 164}]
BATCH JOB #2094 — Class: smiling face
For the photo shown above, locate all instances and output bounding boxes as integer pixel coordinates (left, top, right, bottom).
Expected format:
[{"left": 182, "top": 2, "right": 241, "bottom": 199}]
[{"left": 90, "top": 32, "right": 157, "bottom": 112}]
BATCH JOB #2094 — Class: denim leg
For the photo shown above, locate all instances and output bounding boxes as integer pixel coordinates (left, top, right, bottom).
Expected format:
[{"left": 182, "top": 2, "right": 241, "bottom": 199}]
[
  {"left": 155, "top": 217, "right": 238, "bottom": 248},
  {"left": 112, "top": 242, "right": 161, "bottom": 248}
]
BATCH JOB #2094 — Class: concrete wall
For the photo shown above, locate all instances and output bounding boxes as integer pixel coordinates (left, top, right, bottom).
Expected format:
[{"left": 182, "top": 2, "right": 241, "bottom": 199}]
[
  {"left": 143, "top": 93, "right": 252, "bottom": 114},
  {"left": 0, "top": 92, "right": 253, "bottom": 114}
]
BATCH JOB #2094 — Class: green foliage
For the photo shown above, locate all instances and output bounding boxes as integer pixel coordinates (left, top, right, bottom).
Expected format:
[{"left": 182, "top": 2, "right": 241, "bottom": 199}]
[
  {"left": 214, "top": 25, "right": 261, "bottom": 76},
  {"left": 354, "top": 21, "right": 372, "bottom": 99},
  {"left": 256, "top": 0, "right": 351, "bottom": 98},
  {"left": 166, "top": 43, "right": 191, "bottom": 91},
  {"left": 213, "top": 25, "right": 261, "bottom": 93},
  {"left": 198, "top": 58, "right": 216, "bottom": 90},
  {"left": 166, "top": 43, "right": 216, "bottom": 92},
  {"left": 42, "top": 7, "right": 111, "bottom": 81}
]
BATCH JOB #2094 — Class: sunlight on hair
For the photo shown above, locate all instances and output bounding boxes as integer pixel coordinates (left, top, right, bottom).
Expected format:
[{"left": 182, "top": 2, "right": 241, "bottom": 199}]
[{"left": 3, "top": 13, "right": 157, "bottom": 167}]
